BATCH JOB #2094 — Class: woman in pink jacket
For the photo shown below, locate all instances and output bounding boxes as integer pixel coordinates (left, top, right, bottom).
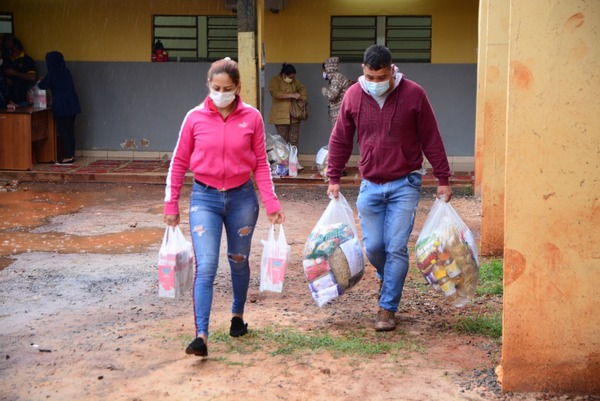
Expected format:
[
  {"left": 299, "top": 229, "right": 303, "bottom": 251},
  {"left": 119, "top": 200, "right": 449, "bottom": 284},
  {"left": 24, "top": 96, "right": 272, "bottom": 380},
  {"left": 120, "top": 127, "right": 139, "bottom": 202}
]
[{"left": 164, "top": 57, "right": 285, "bottom": 357}]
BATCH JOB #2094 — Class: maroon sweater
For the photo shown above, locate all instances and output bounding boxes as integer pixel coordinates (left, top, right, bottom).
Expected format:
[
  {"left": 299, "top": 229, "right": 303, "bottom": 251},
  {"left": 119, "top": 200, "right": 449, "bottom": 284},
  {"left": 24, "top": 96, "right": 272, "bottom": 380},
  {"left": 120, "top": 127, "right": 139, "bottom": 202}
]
[{"left": 327, "top": 77, "right": 451, "bottom": 186}]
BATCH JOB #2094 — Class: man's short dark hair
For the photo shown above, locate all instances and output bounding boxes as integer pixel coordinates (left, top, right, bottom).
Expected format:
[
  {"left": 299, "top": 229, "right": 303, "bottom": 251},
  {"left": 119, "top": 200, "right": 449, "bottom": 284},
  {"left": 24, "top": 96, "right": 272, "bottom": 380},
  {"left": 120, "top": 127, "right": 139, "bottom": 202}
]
[
  {"left": 363, "top": 44, "right": 392, "bottom": 70},
  {"left": 12, "top": 38, "right": 23, "bottom": 52}
]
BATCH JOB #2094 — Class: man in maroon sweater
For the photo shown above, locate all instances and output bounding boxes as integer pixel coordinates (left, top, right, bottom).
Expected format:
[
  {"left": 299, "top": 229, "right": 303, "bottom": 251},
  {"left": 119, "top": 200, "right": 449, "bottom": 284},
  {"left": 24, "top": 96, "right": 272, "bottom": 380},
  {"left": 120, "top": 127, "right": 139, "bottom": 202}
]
[{"left": 327, "top": 44, "right": 453, "bottom": 331}]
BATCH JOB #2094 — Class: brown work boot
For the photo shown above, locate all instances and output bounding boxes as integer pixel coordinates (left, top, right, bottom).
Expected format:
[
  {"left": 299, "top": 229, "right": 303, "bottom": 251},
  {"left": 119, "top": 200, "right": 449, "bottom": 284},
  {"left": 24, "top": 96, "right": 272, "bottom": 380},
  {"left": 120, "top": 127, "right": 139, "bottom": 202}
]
[{"left": 375, "top": 308, "right": 396, "bottom": 332}]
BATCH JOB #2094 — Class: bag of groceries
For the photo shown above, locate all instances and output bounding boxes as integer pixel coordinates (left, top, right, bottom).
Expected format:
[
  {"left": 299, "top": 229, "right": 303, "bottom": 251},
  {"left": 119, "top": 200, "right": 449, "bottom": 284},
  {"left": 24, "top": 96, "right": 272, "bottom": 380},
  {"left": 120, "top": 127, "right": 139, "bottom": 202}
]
[
  {"left": 260, "top": 224, "right": 290, "bottom": 293},
  {"left": 315, "top": 145, "right": 329, "bottom": 182},
  {"left": 415, "top": 198, "right": 480, "bottom": 307},
  {"left": 265, "top": 132, "right": 289, "bottom": 176},
  {"left": 302, "top": 192, "right": 364, "bottom": 307},
  {"left": 158, "top": 226, "right": 194, "bottom": 298}
]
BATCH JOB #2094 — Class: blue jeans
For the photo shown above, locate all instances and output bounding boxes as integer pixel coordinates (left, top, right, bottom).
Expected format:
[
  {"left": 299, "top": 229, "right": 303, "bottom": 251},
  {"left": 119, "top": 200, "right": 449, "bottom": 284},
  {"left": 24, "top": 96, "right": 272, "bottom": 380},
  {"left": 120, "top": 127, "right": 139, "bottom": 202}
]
[
  {"left": 188, "top": 179, "right": 259, "bottom": 338},
  {"left": 356, "top": 174, "right": 422, "bottom": 312}
]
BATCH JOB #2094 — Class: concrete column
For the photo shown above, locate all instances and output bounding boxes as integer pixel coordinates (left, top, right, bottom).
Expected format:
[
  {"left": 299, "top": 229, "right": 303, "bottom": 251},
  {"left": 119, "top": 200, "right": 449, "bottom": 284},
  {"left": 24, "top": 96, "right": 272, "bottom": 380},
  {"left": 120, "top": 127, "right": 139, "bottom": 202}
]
[
  {"left": 473, "top": 0, "right": 488, "bottom": 196},
  {"left": 477, "top": 0, "right": 509, "bottom": 256},
  {"left": 237, "top": 0, "right": 258, "bottom": 107},
  {"left": 500, "top": 0, "right": 600, "bottom": 393}
]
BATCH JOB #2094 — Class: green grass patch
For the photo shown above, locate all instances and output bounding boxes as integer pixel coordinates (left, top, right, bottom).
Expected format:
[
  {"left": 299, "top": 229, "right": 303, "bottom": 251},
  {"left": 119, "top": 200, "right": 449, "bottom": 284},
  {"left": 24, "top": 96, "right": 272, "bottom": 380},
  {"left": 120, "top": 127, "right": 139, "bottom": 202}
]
[
  {"left": 476, "top": 258, "right": 503, "bottom": 296},
  {"left": 210, "top": 325, "right": 423, "bottom": 357},
  {"left": 176, "top": 332, "right": 194, "bottom": 348},
  {"left": 453, "top": 312, "right": 502, "bottom": 339}
]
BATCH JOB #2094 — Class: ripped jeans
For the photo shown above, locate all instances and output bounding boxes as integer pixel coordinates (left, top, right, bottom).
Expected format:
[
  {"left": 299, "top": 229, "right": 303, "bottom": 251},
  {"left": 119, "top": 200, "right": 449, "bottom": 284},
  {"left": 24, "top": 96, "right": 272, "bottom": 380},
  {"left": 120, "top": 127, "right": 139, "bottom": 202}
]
[{"left": 188, "top": 179, "right": 259, "bottom": 338}]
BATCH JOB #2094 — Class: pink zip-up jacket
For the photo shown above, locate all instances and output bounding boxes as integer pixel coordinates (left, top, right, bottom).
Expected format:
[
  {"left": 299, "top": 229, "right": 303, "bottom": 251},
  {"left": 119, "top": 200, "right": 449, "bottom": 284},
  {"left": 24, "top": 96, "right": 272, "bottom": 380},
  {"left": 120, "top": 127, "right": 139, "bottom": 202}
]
[{"left": 164, "top": 95, "right": 281, "bottom": 215}]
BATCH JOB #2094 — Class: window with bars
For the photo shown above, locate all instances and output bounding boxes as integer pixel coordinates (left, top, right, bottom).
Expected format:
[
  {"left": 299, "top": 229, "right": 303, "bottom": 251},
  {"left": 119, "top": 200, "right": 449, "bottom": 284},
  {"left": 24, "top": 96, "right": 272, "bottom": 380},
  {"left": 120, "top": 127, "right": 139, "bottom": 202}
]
[
  {"left": 153, "top": 15, "right": 238, "bottom": 62},
  {"left": 0, "top": 13, "right": 14, "bottom": 36},
  {"left": 331, "top": 16, "right": 431, "bottom": 63}
]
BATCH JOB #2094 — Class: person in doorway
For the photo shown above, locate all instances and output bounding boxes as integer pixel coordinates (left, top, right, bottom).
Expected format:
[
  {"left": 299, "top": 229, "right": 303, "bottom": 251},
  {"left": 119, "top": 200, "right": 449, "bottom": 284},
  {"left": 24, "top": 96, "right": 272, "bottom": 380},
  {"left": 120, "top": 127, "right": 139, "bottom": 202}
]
[
  {"left": 326, "top": 44, "right": 452, "bottom": 332},
  {"left": 321, "top": 57, "right": 353, "bottom": 127},
  {"left": 163, "top": 57, "right": 285, "bottom": 357},
  {"left": 37, "top": 51, "right": 82, "bottom": 165},
  {"left": 0, "top": 55, "right": 8, "bottom": 109},
  {"left": 0, "top": 33, "right": 16, "bottom": 62},
  {"left": 268, "top": 63, "right": 307, "bottom": 168},
  {"left": 3, "top": 38, "right": 37, "bottom": 106},
  {"left": 0, "top": 34, "right": 15, "bottom": 109}
]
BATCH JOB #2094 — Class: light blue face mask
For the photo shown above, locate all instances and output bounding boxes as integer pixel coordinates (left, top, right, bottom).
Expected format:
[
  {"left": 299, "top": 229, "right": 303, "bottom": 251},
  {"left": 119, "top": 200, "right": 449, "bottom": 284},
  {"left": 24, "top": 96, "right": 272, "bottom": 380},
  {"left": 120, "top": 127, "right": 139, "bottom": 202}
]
[{"left": 365, "top": 79, "right": 390, "bottom": 97}]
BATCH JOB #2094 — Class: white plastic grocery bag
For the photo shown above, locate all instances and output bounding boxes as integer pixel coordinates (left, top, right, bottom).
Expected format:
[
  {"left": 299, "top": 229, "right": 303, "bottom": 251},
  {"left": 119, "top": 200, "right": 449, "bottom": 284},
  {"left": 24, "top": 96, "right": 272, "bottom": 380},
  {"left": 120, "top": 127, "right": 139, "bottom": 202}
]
[
  {"left": 302, "top": 192, "right": 365, "bottom": 307},
  {"left": 158, "top": 226, "right": 194, "bottom": 298},
  {"left": 415, "top": 198, "right": 480, "bottom": 307},
  {"left": 33, "top": 86, "right": 47, "bottom": 108},
  {"left": 288, "top": 145, "right": 299, "bottom": 177},
  {"left": 260, "top": 224, "right": 290, "bottom": 293},
  {"left": 266, "top": 132, "right": 290, "bottom": 176}
]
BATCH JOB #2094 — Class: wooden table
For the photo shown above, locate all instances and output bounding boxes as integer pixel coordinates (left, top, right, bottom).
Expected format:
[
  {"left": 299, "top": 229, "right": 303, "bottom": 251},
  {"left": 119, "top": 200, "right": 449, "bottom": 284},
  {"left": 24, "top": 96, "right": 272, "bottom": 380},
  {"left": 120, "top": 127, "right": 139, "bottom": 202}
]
[{"left": 0, "top": 107, "right": 57, "bottom": 170}]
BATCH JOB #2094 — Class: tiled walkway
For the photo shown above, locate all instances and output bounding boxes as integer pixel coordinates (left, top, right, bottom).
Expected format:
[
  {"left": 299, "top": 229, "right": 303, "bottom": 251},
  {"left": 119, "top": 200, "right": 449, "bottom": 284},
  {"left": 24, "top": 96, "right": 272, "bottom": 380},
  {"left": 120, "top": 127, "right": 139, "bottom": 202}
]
[
  {"left": 35, "top": 159, "right": 171, "bottom": 175},
  {"left": 0, "top": 158, "right": 474, "bottom": 187}
]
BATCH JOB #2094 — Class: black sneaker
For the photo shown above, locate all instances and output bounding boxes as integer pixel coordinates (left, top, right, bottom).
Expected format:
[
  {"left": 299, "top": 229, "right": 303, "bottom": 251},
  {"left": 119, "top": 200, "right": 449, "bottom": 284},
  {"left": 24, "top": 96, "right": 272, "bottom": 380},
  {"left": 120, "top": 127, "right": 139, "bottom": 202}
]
[
  {"left": 185, "top": 337, "right": 208, "bottom": 357},
  {"left": 229, "top": 316, "right": 248, "bottom": 337}
]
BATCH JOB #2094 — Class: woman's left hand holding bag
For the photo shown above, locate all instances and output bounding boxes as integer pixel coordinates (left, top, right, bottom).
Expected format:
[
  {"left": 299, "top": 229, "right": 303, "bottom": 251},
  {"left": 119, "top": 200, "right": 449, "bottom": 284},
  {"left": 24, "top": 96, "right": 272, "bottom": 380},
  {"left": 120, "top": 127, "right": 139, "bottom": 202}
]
[
  {"left": 164, "top": 214, "right": 180, "bottom": 227},
  {"left": 268, "top": 210, "right": 285, "bottom": 225}
]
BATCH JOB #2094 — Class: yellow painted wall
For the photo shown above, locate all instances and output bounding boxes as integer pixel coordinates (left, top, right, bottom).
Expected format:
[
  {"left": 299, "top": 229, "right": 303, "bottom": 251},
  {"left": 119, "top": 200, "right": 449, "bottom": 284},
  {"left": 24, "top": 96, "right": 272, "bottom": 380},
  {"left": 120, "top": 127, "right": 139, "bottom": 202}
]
[
  {"left": 501, "top": 0, "right": 600, "bottom": 393},
  {"left": 263, "top": 0, "right": 479, "bottom": 63},
  {"left": 4, "top": 0, "right": 234, "bottom": 61},
  {"left": 5, "top": 0, "right": 478, "bottom": 63}
]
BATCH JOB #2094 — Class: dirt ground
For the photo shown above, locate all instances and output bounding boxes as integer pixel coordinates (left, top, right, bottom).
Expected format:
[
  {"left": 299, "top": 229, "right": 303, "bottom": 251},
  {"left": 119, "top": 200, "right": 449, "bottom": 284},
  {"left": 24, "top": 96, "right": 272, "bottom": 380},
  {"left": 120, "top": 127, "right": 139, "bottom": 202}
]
[{"left": 0, "top": 181, "right": 596, "bottom": 401}]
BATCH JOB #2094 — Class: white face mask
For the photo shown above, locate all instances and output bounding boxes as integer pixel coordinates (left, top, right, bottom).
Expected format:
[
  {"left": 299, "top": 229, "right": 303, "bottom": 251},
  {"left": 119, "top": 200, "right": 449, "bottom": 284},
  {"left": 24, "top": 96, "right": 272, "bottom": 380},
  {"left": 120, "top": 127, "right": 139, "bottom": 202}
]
[
  {"left": 364, "top": 79, "right": 390, "bottom": 97},
  {"left": 283, "top": 77, "right": 293, "bottom": 84},
  {"left": 209, "top": 89, "right": 236, "bottom": 108},
  {"left": 322, "top": 72, "right": 328, "bottom": 80}
]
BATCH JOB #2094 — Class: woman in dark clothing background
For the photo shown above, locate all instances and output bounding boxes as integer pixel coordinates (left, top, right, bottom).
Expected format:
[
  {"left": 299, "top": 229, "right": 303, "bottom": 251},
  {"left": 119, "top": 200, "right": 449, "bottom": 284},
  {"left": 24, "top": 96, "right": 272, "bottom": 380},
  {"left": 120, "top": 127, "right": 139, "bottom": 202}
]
[{"left": 37, "top": 51, "right": 81, "bottom": 165}]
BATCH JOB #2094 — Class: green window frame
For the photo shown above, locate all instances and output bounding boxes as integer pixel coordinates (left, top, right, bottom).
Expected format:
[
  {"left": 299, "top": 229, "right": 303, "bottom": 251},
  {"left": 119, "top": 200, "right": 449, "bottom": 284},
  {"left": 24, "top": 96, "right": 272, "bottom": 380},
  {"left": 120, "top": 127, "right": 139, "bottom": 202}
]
[
  {"left": 331, "top": 15, "right": 431, "bottom": 63},
  {"left": 0, "top": 12, "right": 14, "bottom": 36},
  {"left": 152, "top": 15, "right": 238, "bottom": 62}
]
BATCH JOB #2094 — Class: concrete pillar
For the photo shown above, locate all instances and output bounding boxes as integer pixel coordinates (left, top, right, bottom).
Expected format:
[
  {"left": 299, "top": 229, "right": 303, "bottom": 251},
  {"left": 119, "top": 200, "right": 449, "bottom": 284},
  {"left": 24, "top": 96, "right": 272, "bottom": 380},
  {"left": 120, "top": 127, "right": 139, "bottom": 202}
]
[
  {"left": 500, "top": 0, "right": 600, "bottom": 393},
  {"left": 473, "top": 0, "right": 487, "bottom": 197},
  {"left": 477, "top": 0, "right": 509, "bottom": 256},
  {"left": 237, "top": 0, "right": 259, "bottom": 107}
]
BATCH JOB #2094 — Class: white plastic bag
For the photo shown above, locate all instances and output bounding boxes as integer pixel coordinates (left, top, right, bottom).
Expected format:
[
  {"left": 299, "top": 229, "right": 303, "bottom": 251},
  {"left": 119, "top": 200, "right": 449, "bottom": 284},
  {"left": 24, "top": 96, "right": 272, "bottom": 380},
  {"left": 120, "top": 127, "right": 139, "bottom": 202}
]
[
  {"left": 33, "top": 85, "right": 47, "bottom": 108},
  {"left": 158, "top": 226, "right": 194, "bottom": 298},
  {"left": 415, "top": 198, "right": 480, "bottom": 307},
  {"left": 260, "top": 224, "right": 290, "bottom": 293},
  {"left": 302, "top": 192, "right": 365, "bottom": 306},
  {"left": 288, "top": 145, "right": 298, "bottom": 177},
  {"left": 265, "top": 132, "right": 290, "bottom": 176},
  {"left": 315, "top": 145, "right": 329, "bottom": 182}
]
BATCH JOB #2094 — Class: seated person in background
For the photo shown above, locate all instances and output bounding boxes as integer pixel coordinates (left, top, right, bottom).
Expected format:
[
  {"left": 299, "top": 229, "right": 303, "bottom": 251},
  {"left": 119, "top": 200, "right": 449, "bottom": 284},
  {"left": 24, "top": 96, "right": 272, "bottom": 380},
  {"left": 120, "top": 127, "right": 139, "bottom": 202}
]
[{"left": 4, "top": 38, "right": 37, "bottom": 106}]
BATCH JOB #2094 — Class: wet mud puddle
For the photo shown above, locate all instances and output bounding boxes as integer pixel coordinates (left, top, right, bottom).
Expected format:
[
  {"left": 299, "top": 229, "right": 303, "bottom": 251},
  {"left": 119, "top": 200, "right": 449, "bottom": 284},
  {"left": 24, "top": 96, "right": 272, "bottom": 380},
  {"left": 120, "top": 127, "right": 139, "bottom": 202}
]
[{"left": 0, "top": 183, "right": 165, "bottom": 270}]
